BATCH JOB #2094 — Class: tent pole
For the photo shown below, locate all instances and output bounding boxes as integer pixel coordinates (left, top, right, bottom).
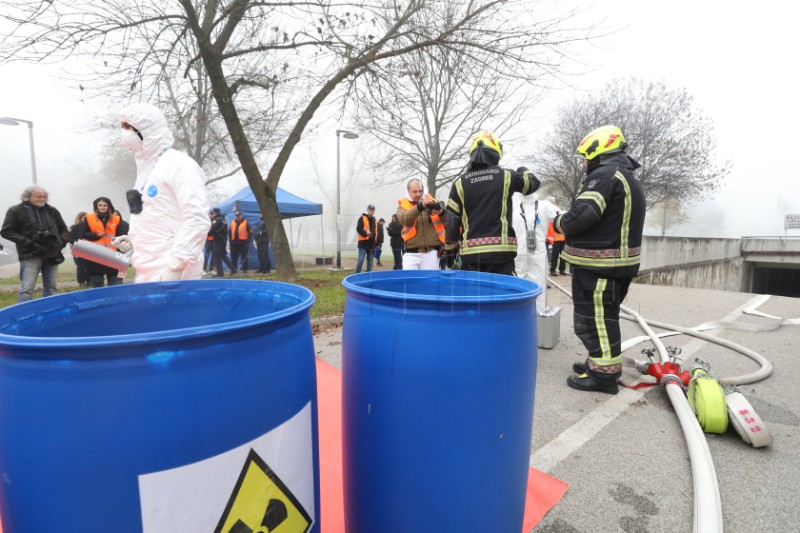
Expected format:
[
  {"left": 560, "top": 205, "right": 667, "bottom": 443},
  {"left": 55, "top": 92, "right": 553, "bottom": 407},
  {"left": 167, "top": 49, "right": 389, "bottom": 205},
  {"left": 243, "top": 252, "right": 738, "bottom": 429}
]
[{"left": 320, "top": 216, "right": 325, "bottom": 257}]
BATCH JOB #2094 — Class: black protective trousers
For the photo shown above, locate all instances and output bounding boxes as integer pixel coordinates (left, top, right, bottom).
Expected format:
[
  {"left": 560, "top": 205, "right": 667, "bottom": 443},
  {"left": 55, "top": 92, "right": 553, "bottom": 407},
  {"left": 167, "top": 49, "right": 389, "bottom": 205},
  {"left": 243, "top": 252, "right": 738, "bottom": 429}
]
[{"left": 571, "top": 268, "right": 632, "bottom": 382}]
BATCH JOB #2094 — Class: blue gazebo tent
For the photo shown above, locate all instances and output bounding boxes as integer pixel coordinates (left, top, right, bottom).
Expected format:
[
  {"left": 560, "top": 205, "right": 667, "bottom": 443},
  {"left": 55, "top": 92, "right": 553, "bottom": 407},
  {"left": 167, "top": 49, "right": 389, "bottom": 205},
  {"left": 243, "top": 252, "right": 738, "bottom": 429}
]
[{"left": 215, "top": 186, "right": 323, "bottom": 270}]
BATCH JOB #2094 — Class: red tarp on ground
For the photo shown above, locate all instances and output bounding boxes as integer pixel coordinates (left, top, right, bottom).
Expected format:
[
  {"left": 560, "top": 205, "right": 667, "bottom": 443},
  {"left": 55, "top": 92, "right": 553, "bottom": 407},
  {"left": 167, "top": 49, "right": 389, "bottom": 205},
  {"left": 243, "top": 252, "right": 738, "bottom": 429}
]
[{"left": 315, "top": 357, "right": 568, "bottom": 533}]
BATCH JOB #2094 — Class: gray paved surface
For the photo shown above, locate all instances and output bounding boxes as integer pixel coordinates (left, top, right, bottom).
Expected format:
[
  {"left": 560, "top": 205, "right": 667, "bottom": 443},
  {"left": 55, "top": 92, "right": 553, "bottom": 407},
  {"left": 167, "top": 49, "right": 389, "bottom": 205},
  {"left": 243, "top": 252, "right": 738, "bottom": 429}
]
[{"left": 314, "top": 281, "right": 800, "bottom": 533}]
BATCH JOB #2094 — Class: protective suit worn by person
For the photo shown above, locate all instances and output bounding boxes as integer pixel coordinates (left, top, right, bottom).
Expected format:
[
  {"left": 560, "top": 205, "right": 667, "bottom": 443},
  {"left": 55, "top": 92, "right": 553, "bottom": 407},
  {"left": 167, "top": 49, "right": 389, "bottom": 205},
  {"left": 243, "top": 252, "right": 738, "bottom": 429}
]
[
  {"left": 512, "top": 193, "right": 562, "bottom": 314},
  {"left": 117, "top": 102, "right": 210, "bottom": 282}
]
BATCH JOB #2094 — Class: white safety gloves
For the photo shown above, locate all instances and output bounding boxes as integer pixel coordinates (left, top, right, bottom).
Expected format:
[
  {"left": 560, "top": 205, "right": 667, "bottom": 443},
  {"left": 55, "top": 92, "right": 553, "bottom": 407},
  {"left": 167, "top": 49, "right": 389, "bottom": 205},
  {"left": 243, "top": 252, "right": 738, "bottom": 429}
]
[
  {"left": 112, "top": 235, "right": 134, "bottom": 254},
  {"left": 158, "top": 269, "right": 184, "bottom": 281},
  {"left": 157, "top": 258, "right": 185, "bottom": 281}
]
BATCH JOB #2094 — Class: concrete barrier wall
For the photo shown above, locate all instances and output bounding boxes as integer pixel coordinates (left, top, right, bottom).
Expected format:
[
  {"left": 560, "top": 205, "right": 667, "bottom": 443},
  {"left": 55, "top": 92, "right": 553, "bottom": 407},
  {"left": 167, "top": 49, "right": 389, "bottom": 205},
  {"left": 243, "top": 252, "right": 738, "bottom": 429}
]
[
  {"left": 637, "top": 257, "right": 744, "bottom": 292},
  {"left": 639, "top": 236, "right": 741, "bottom": 271},
  {"left": 636, "top": 236, "right": 744, "bottom": 291}
]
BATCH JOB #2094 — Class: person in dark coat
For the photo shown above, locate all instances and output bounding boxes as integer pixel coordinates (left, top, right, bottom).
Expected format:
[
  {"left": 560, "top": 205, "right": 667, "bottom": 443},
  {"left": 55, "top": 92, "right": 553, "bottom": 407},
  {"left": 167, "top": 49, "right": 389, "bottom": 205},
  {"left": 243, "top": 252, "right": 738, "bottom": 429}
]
[
  {"left": 355, "top": 204, "right": 377, "bottom": 273},
  {"left": 208, "top": 208, "right": 233, "bottom": 277},
  {"left": 374, "top": 218, "right": 386, "bottom": 267},
  {"left": 386, "top": 214, "right": 404, "bottom": 270},
  {"left": 68, "top": 211, "right": 89, "bottom": 287},
  {"left": 254, "top": 215, "right": 272, "bottom": 274},
  {"left": 1, "top": 186, "right": 70, "bottom": 302},
  {"left": 80, "top": 197, "right": 129, "bottom": 287}
]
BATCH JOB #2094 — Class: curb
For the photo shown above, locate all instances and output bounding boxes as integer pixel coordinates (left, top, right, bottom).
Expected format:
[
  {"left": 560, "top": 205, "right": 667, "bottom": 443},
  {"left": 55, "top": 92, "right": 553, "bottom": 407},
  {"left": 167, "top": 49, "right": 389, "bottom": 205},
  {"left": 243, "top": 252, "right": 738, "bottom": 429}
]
[{"left": 311, "top": 316, "right": 343, "bottom": 329}]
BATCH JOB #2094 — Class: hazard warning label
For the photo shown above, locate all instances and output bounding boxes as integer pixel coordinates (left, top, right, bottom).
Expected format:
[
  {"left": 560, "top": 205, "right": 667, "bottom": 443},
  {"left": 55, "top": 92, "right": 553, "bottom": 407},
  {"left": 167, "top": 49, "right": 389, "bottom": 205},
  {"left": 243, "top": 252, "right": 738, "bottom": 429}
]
[
  {"left": 138, "top": 402, "right": 315, "bottom": 532},
  {"left": 215, "top": 449, "right": 311, "bottom": 533}
]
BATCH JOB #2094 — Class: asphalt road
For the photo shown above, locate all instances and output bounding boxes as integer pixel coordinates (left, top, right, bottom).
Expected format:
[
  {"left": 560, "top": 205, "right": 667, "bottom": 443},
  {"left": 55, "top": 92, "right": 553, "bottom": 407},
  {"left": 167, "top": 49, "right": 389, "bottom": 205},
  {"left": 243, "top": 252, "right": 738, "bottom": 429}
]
[{"left": 315, "top": 281, "right": 800, "bottom": 533}]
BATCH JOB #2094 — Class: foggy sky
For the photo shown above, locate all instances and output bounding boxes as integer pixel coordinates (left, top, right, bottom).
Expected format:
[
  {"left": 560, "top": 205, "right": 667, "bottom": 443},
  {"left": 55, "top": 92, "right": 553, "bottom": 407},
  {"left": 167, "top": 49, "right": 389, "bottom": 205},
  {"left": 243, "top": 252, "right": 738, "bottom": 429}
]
[{"left": 1, "top": 1, "right": 799, "bottom": 250}]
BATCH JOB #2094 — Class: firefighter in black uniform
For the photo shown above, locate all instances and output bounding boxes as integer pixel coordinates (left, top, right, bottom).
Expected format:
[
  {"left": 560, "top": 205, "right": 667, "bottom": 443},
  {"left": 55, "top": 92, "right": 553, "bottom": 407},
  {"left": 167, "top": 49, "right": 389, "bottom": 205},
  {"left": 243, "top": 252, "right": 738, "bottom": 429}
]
[
  {"left": 552, "top": 125, "right": 646, "bottom": 394},
  {"left": 444, "top": 131, "right": 539, "bottom": 274}
]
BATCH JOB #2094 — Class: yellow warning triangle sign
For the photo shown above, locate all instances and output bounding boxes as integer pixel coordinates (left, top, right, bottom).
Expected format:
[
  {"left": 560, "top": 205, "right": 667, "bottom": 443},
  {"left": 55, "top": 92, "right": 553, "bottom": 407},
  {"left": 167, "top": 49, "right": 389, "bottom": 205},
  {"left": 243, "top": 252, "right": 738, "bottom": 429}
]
[{"left": 215, "top": 449, "right": 312, "bottom": 533}]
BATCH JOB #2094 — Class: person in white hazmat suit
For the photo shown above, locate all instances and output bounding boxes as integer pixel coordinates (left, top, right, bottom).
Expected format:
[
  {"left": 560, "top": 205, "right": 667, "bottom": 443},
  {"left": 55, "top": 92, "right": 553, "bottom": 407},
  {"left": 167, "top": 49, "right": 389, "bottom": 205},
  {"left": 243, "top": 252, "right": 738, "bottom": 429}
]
[
  {"left": 114, "top": 103, "right": 211, "bottom": 282},
  {"left": 512, "top": 193, "right": 562, "bottom": 314}
]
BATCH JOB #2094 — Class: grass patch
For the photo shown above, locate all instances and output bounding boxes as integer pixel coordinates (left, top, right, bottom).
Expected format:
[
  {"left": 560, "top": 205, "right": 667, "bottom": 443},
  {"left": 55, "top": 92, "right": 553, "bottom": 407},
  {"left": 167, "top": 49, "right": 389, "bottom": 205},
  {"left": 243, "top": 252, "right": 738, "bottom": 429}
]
[
  {"left": 0, "top": 267, "right": 351, "bottom": 319},
  {"left": 293, "top": 270, "right": 349, "bottom": 319}
]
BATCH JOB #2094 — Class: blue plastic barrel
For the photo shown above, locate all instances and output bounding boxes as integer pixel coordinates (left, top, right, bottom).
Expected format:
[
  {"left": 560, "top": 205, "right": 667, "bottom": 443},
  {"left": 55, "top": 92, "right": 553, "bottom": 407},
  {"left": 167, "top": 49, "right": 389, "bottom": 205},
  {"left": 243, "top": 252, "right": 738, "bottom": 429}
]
[
  {"left": 341, "top": 270, "right": 541, "bottom": 533},
  {"left": 0, "top": 280, "right": 320, "bottom": 533}
]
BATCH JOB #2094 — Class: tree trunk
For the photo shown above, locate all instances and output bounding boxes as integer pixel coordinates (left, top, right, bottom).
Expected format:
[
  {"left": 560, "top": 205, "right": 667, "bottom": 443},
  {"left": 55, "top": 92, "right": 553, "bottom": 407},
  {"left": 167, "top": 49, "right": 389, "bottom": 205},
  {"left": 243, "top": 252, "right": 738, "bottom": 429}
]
[{"left": 184, "top": 2, "right": 297, "bottom": 279}]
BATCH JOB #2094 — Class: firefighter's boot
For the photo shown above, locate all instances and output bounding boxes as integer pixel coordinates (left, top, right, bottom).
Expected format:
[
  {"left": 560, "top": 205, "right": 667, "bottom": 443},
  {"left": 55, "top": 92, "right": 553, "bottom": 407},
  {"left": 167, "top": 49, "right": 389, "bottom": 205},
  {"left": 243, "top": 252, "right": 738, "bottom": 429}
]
[{"left": 567, "top": 373, "right": 619, "bottom": 394}]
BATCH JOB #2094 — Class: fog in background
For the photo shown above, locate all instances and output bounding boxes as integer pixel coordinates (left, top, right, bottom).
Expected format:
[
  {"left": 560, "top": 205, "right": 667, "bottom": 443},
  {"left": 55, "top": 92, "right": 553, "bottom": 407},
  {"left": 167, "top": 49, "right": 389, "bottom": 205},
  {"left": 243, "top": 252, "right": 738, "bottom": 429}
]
[{"left": 1, "top": 0, "right": 798, "bottom": 258}]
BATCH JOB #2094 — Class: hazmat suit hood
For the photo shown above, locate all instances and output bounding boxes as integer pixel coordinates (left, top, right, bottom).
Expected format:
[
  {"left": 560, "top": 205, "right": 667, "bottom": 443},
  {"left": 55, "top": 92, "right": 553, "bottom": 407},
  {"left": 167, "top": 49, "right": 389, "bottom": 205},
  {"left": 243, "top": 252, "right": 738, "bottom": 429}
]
[{"left": 119, "top": 102, "right": 175, "bottom": 178}]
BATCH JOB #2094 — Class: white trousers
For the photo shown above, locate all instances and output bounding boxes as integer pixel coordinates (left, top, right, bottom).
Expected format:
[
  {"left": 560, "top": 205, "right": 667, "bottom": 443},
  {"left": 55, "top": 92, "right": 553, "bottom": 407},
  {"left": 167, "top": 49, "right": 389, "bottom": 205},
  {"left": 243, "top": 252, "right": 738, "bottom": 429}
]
[{"left": 402, "top": 250, "right": 439, "bottom": 270}]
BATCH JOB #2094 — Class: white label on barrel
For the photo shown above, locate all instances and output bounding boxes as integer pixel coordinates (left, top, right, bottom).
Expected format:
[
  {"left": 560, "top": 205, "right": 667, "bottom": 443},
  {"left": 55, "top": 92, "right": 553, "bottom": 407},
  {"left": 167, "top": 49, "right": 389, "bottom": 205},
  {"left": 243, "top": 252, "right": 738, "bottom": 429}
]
[{"left": 138, "top": 402, "right": 315, "bottom": 532}]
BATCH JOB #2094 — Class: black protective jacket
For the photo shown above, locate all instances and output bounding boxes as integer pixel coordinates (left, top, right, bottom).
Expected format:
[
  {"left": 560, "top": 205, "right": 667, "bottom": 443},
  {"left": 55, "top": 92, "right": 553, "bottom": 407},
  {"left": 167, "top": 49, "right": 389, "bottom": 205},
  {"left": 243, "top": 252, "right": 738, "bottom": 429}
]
[
  {"left": 552, "top": 152, "right": 645, "bottom": 279},
  {"left": 1, "top": 201, "right": 69, "bottom": 261},
  {"left": 386, "top": 221, "right": 404, "bottom": 249},
  {"left": 209, "top": 217, "right": 229, "bottom": 249},
  {"left": 255, "top": 220, "right": 270, "bottom": 246},
  {"left": 445, "top": 165, "right": 539, "bottom": 264}
]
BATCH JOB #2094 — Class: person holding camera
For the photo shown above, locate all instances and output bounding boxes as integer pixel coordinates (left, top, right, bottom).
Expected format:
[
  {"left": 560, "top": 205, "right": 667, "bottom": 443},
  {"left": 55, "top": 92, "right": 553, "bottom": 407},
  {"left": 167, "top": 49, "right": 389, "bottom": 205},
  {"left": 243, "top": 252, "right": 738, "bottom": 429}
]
[
  {"left": 1, "top": 186, "right": 70, "bottom": 302},
  {"left": 444, "top": 130, "right": 539, "bottom": 275},
  {"left": 396, "top": 178, "right": 445, "bottom": 270}
]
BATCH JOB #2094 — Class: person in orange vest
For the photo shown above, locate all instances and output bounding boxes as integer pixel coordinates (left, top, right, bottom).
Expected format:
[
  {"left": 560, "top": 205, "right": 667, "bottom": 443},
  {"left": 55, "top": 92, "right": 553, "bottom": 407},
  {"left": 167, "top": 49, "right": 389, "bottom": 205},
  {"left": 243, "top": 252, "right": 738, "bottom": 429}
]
[
  {"left": 229, "top": 211, "right": 253, "bottom": 274},
  {"left": 355, "top": 204, "right": 378, "bottom": 273},
  {"left": 548, "top": 219, "right": 567, "bottom": 276},
  {"left": 396, "top": 178, "right": 445, "bottom": 270},
  {"left": 80, "top": 196, "right": 129, "bottom": 287}
]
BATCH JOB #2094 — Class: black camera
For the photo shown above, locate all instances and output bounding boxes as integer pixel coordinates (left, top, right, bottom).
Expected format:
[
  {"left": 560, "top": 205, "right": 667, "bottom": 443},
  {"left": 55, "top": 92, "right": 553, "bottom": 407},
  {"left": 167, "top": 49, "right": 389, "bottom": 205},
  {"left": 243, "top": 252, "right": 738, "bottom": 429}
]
[{"left": 426, "top": 200, "right": 443, "bottom": 212}]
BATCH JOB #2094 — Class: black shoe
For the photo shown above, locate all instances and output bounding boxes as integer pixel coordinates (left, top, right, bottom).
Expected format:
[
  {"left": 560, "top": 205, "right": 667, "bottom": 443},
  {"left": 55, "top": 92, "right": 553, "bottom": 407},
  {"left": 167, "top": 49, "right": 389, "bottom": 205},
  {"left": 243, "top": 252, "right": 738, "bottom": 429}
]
[
  {"left": 567, "top": 374, "right": 619, "bottom": 394},
  {"left": 230, "top": 270, "right": 238, "bottom": 275},
  {"left": 550, "top": 271, "right": 558, "bottom": 276},
  {"left": 572, "top": 361, "right": 587, "bottom": 374},
  {"left": 212, "top": 274, "right": 224, "bottom": 278}
]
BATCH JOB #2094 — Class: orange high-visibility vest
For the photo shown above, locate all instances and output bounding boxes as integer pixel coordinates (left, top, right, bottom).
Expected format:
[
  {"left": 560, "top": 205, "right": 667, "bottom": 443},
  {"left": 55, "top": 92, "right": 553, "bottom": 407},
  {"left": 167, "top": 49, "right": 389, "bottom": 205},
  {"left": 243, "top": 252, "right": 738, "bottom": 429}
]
[
  {"left": 398, "top": 197, "right": 445, "bottom": 244},
  {"left": 358, "top": 215, "right": 377, "bottom": 242},
  {"left": 547, "top": 221, "right": 565, "bottom": 243},
  {"left": 230, "top": 219, "right": 250, "bottom": 241},
  {"left": 85, "top": 213, "right": 120, "bottom": 249}
]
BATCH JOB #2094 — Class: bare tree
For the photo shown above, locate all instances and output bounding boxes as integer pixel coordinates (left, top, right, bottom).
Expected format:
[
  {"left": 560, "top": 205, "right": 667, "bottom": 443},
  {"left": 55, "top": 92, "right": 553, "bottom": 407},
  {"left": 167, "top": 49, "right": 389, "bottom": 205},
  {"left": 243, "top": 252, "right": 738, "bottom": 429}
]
[
  {"left": 536, "top": 78, "right": 729, "bottom": 214},
  {"left": 352, "top": 40, "right": 546, "bottom": 198},
  {"left": 1, "top": 0, "right": 591, "bottom": 278}
]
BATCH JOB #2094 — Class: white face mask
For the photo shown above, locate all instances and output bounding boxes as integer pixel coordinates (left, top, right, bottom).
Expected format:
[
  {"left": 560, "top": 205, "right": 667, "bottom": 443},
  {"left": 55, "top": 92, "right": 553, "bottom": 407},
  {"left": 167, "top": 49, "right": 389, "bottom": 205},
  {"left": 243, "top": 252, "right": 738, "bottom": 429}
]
[{"left": 121, "top": 128, "right": 143, "bottom": 152}]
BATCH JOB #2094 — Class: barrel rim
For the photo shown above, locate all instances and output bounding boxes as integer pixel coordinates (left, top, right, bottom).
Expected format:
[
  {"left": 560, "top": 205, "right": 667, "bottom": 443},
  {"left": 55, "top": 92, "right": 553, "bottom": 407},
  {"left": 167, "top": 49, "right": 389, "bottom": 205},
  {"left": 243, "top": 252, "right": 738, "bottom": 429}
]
[
  {"left": 0, "top": 279, "right": 315, "bottom": 351},
  {"left": 342, "top": 270, "right": 542, "bottom": 303}
]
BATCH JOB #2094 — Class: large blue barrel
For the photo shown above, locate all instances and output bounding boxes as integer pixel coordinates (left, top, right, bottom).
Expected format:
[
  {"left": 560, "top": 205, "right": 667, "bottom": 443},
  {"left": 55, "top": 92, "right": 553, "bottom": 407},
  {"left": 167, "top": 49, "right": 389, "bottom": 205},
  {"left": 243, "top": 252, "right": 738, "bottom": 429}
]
[
  {"left": 341, "top": 271, "right": 541, "bottom": 532},
  {"left": 0, "top": 280, "right": 320, "bottom": 533}
]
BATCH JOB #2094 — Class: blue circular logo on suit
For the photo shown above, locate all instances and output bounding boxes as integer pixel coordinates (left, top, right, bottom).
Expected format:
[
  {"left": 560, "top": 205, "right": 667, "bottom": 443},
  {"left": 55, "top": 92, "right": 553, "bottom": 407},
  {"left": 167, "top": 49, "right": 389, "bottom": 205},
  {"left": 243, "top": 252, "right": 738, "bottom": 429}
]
[{"left": 147, "top": 185, "right": 158, "bottom": 197}]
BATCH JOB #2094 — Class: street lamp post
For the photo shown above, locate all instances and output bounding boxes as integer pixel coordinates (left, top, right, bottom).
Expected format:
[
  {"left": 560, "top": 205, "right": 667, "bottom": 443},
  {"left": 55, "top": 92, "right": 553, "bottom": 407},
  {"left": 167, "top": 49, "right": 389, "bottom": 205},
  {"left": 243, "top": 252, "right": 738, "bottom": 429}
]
[
  {"left": 0, "top": 117, "right": 38, "bottom": 184},
  {"left": 335, "top": 129, "right": 359, "bottom": 269}
]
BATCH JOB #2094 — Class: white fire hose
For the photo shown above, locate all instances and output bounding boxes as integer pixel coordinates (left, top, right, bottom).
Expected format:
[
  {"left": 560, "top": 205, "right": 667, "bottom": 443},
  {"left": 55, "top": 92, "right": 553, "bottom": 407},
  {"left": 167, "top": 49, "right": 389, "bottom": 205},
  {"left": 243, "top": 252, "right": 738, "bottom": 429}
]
[{"left": 548, "top": 279, "right": 798, "bottom": 533}]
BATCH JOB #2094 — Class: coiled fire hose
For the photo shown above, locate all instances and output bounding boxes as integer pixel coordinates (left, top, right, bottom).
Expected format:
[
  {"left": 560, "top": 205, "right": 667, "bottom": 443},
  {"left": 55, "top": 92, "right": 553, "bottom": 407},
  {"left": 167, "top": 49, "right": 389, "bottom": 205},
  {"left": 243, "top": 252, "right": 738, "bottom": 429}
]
[
  {"left": 547, "top": 279, "right": 796, "bottom": 533},
  {"left": 687, "top": 364, "right": 728, "bottom": 434}
]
